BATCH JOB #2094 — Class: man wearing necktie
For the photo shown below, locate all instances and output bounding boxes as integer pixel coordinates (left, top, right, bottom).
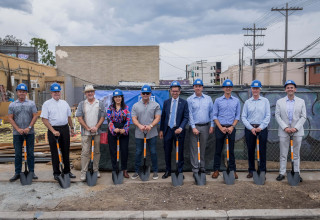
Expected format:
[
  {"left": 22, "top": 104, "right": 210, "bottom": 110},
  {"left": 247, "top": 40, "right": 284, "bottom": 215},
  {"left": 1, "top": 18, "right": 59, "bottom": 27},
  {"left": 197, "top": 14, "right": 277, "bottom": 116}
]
[{"left": 159, "top": 81, "right": 189, "bottom": 179}]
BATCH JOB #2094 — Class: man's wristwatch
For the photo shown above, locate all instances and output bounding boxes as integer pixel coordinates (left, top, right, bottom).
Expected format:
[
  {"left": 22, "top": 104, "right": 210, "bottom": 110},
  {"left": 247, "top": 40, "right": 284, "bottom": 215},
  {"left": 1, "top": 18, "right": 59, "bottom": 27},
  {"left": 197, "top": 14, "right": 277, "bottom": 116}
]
[
  {"left": 28, "top": 126, "right": 32, "bottom": 129},
  {"left": 150, "top": 124, "right": 153, "bottom": 128}
]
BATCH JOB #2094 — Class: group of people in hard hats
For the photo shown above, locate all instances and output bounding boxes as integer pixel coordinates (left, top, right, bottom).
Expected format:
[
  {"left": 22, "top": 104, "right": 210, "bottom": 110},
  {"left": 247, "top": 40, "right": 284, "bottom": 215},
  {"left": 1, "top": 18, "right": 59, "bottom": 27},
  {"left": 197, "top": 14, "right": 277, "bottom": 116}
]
[{"left": 7, "top": 78, "right": 306, "bottom": 183}]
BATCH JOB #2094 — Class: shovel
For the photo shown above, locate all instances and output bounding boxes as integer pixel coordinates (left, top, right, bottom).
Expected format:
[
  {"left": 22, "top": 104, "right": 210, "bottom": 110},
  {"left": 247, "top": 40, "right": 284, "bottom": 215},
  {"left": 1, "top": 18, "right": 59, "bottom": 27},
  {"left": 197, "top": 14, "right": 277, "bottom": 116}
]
[
  {"left": 193, "top": 134, "right": 206, "bottom": 185},
  {"left": 223, "top": 134, "right": 235, "bottom": 185},
  {"left": 171, "top": 134, "right": 183, "bottom": 186},
  {"left": 287, "top": 134, "right": 300, "bottom": 186},
  {"left": 112, "top": 134, "right": 124, "bottom": 185},
  {"left": 139, "top": 132, "right": 150, "bottom": 181},
  {"left": 86, "top": 136, "right": 98, "bottom": 186},
  {"left": 55, "top": 136, "right": 70, "bottom": 189},
  {"left": 253, "top": 133, "right": 265, "bottom": 185},
  {"left": 20, "top": 135, "right": 33, "bottom": 185}
]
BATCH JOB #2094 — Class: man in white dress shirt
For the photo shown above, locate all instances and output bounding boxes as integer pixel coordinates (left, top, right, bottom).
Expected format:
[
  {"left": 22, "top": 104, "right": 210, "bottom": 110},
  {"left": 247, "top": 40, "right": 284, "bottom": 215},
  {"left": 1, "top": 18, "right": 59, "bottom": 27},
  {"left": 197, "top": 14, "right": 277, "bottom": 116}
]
[{"left": 41, "top": 83, "right": 76, "bottom": 180}]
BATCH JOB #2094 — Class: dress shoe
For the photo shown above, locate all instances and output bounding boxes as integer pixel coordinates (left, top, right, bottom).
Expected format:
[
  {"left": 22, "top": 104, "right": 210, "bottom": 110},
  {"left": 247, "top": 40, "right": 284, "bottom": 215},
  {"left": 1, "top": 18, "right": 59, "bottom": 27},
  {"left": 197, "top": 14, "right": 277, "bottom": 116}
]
[
  {"left": 32, "top": 173, "right": 38, "bottom": 180},
  {"left": 276, "top": 174, "right": 285, "bottom": 181},
  {"left": 212, "top": 170, "right": 219, "bottom": 179},
  {"left": 234, "top": 172, "right": 238, "bottom": 179},
  {"left": 69, "top": 172, "right": 76, "bottom": 178},
  {"left": 123, "top": 170, "right": 130, "bottom": 178},
  {"left": 54, "top": 175, "right": 59, "bottom": 181},
  {"left": 247, "top": 173, "right": 253, "bottom": 178},
  {"left": 9, "top": 174, "right": 20, "bottom": 182},
  {"left": 162, "top": 171, "right": 171, "bottom": 179},
  {"left": 300, "top": 177, "right": 303, "bottom": 182}
]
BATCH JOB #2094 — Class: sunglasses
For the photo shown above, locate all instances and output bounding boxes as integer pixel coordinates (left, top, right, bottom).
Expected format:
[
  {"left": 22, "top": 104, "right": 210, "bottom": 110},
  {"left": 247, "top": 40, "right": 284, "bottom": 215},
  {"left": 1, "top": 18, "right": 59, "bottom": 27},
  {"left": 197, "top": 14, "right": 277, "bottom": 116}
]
[{"left": 142, "top": 92, "right": 151, "bottom": 95}]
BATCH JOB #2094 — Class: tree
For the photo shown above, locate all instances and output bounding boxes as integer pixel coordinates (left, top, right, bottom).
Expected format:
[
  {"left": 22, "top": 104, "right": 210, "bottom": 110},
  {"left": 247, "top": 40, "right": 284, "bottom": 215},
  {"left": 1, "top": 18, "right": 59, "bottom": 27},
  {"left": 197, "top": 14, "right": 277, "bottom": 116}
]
[
  {"left": 30, "top": 38, "right": 56, "bottom": 66},
  {"left": 0, "top": 35, "right": 26, "bottom": 46}
]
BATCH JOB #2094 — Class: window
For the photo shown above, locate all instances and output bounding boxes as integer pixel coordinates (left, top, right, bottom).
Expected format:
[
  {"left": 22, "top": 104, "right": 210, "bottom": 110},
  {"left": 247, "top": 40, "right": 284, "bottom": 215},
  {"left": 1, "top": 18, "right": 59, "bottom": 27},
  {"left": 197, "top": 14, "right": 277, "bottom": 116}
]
[
  {"left": 197, "top": 66, "right": 199, "bottom": 70},
  {"left": 210, "top": 80, "right": 213, "bottom": 83},
  {"left": 211, "top": 73, "right": 213, "bottom": 77},
  {"left": 315, "top": 66, "right": 320, "bottom": 74},
  {"left": 315, "top": 58, "right": 320, "bottom": 62},
  {"left": 306, "top": 59, "right": 310, "bottom": 62}
]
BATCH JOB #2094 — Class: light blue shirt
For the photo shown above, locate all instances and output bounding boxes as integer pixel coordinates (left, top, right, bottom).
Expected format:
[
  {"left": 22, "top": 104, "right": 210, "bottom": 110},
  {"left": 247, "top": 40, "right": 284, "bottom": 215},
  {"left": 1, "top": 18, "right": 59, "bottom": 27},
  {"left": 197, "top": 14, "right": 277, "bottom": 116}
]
[
  {"left": 286, "top": 96, "right": 295, "bottom": 126},
  {"left": 241, "top": 96, "right": 271, "bottom": 130},
  {"left": 187, "top": 93, "right": 214, "bottom": 129},
  {"left": 168, "top": 97, "right": 179, "bottom": 127},
  {"left": 212, "top": 95, "right": 241, "bottom": 125}
]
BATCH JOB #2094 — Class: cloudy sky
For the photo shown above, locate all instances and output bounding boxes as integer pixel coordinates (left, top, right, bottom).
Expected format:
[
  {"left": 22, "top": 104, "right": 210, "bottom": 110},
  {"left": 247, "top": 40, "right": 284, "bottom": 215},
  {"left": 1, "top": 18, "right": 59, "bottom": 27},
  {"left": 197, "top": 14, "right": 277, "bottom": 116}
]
[{"left": 0, "top": 0, "right": 320, "bottom": 80}]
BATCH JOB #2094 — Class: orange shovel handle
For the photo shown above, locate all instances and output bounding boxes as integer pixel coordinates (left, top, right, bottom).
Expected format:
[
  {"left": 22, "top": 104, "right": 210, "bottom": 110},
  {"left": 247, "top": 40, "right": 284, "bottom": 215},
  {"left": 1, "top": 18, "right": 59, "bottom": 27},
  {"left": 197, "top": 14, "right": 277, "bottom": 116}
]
[{"left": 23, "top": 140, "right": 27, "bottom": 161}]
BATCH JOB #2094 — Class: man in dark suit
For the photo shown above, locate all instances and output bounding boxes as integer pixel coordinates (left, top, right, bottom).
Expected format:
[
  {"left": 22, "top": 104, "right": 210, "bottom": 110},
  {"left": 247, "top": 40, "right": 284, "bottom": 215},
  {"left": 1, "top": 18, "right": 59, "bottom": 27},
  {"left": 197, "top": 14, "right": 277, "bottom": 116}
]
[{"left": 159, "top": 81, "right": 189, "bottom": 179}]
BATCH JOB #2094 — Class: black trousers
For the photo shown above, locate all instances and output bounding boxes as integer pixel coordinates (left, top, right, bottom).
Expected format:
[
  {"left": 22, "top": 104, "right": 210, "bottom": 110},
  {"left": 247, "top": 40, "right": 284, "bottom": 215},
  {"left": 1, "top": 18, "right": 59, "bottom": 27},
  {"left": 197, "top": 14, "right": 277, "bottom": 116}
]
[
  {"left": 213, "top": 127, "right": 236, "bottom": 171},
  {"left": 245, "top": 128, "right": 268, "bottom": 173},
  {"left": 108, "top": 131, "right": 129, "bottom": 171},
  {"left": 48, "top": 124, "right": 70, "bottom": 175},
  {"left": 163, "top": 127, "right": 185, "bottom": 173}
]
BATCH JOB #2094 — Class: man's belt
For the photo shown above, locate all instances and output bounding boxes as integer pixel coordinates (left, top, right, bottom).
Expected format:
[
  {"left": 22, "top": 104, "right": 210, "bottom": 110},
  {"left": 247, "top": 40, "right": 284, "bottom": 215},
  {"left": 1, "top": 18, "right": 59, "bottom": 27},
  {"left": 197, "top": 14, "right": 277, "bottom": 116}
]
[
  {"left": 221, "top": 124, "right": 232, "bottom": 128},
  {"left": 195, "top": 122, "right": 210, "bottom": 127},
  {"left": 52, "top": 124, "right": 68, "bottom": 129},
  {"left": 251, "top": 124, "right": 260, "bottom": 128}
]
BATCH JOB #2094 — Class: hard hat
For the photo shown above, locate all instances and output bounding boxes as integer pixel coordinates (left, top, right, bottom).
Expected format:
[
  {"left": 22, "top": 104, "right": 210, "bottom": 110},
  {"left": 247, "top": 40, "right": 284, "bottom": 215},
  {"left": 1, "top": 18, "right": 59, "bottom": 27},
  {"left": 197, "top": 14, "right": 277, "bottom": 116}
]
[
  {"left": 284, "top": 80, "right": 296, "bottom": 88},
  {"left": 16, "top": 83, "right": 28, "bottom": 92},
  {"left": 141, "top": 84, "right": 152, "bottom": 93},
  {"left": 222, "top": 79, "right": 233, "bottom": 87},
  {"left": 193, "top": 79, "right": 203, "bottom": 86},
  {"left": 50, "top": 83, "right": 61, "bottom": 92},
  {"left": 251, "top": 80, "right": 262, "bottom": 88},
  {"left": 113, "top": 89, "right": 123, "bottom": 97}
]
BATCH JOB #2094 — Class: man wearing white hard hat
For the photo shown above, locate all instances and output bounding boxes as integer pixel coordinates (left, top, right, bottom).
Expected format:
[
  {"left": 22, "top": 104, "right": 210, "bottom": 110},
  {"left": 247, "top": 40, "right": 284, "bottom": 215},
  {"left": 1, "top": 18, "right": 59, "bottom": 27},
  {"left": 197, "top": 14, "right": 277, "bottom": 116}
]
[
  {"left": 76, "top": 85, "right": 106, "bottom": 181},
  {"left": 275, "top": 80, "right": 306, "bottom": 182}
]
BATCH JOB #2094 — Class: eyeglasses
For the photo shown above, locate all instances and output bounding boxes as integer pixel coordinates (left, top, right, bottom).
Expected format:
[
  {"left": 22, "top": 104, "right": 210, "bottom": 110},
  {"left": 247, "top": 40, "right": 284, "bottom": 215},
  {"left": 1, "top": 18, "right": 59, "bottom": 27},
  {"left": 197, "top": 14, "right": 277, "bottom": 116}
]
[{"left": 142, "top": 92, "right": 151, "bottom": 95}]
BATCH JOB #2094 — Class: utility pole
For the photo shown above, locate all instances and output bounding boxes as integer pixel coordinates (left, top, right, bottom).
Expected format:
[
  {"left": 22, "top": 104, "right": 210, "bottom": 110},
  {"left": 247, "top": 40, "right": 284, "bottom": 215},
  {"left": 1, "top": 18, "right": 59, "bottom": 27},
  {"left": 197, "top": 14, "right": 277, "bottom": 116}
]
[
  {"left": 239, "top": 49, "right": 241, "bottom": 85},
  {"left": 241, "top": 47, "right": 244, "bottom": 85},
  {"left": 243, "top": 24, "right": 266, "bottom": 81},
  {"left": 196, "top": 60, "right": 207, "bottom": 82},
  {"left": 271, "top": 2, "right": 303, "bottom": 84}
]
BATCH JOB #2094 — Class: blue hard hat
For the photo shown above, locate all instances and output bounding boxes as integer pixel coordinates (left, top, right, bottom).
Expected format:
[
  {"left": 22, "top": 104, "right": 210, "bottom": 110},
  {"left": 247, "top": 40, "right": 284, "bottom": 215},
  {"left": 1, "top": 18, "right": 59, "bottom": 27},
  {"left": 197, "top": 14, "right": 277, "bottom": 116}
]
[
  {"left": 193, "top": 79, "right": 203, "bottom": 86},
  {"left": 222, "top": 79, "right": 233, "bottom": 87},
  {"left": 170, "top": 81, "right": 181, "bottom": 88},
  {"left": 16, "top": 83, "right": 28, "bottom": 92},
  {"left": 141, "top": 84, "right": 152, "bottom": 93},
  {"left": 50, "top": 83, "right": 61, "bottom": 92},
  {"left": 251, "top": 80, "right": 262, "bottom": 88},
  {"left": 113, "top": 89, "right": 123, "bottom": 97},
  {"left": 284, "top": 80, "right": 296, "bottom": 88}
]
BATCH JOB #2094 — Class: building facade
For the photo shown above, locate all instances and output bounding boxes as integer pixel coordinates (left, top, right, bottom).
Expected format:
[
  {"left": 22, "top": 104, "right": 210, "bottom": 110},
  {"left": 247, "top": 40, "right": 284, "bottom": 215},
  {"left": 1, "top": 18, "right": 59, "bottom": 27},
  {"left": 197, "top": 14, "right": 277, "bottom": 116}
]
[
  {"left": 307, "top": 62, "right": 320, "bottom": 85},
  {"left": 55, "top": 46, "right": 160, "bottom": 106},
  {"left": 186, "top": 61, "right": 221, "bottom": 86},
  {"left": 220, "top": 62, "right": 308, "bottom": 86}
]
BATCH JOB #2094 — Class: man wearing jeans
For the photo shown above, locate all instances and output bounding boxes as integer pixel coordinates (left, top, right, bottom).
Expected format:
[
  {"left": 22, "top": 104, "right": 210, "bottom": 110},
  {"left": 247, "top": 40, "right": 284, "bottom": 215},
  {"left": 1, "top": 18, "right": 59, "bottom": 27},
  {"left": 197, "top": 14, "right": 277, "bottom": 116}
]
[
  {"left": 8, "top": 83, "right": 38, "bottom": 182},
  {"left": 131, "top": 84, "right": 161, "bottom": 180}
]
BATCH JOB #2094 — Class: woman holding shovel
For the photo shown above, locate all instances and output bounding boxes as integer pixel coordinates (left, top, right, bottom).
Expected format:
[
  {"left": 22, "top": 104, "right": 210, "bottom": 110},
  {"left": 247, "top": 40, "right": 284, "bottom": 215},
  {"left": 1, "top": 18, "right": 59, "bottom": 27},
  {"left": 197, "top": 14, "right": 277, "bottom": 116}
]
[{"left": 107, "top": 89, "right": 131, "bottom": 178}]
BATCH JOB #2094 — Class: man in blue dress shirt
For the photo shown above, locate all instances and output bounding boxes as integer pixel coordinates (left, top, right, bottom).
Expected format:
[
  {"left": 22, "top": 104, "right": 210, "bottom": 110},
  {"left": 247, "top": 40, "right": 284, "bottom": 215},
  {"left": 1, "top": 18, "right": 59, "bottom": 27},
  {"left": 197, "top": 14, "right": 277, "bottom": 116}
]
[
  {"left": 241, "top": 80, "right": 270, "bottom": 178},
  {"left": 211, "top": 79, "right": 241, "bottom": 179},
  {"left": 187, "top": 79, "right": 214, "bottom": 174}
]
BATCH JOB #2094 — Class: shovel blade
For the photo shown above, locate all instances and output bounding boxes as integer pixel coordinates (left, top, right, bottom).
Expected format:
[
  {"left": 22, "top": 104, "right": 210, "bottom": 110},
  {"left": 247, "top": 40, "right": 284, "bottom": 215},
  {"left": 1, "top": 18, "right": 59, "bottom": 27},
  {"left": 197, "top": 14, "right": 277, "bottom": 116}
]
[
  {"left": 253, "top": 171, "right": 266, "bottom": 185},
  {"left": 223, "top": 170, "right": 235, "bottom": 185},
  {"left": 287, "top": 171, "right": 300, "bottom": 186},
  {"left": 193, "top": 172, "right": 206, "bottom": 186},
  {"left": 112, "top": 171, "right": 124, "bottom": 185},
  {"left": 57, "top": 173, "right": 70, "bottom": 189},
  {"left": 20, "top": 171, "right": 33, "bottom": 185},
  {"left": 171, "top": 172, "right": 184, "bottom": 187},
  {"left": 86, "top": 171, "right": 98, "bottom": 187},
  {"left": 139, "top": 165, "right": 150, "bottom": 181}
]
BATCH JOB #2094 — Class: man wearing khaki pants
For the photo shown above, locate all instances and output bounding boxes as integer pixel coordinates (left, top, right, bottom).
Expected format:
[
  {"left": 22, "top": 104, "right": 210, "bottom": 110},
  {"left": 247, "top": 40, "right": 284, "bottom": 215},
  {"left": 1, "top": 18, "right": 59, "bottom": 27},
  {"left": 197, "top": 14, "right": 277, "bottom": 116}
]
[{"left": 76, "top": 85, "right": 106, "bottom": 181}]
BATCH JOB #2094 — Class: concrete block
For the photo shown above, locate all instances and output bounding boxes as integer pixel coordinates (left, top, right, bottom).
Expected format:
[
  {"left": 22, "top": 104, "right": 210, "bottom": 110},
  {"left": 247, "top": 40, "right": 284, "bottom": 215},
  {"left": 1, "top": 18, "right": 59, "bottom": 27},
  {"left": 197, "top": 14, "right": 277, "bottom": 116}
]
[
  {"left": 143, "top": 210, "right": 228, "bottom": 220},
  {"left": 37, "top": 211, "right": 143, "bottom": 219},
  {"left": 228, "top": 209, "right": 320, "bottom": 219}
]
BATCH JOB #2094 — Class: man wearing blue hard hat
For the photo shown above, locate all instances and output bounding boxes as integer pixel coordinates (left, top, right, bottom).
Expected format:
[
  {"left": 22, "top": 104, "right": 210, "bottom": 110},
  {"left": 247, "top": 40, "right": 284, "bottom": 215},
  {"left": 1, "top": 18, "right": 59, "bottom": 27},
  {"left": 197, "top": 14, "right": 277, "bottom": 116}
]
[
  {"left": 41, "top": 82, "right": 76, "bottom": 180},
  {"left": 187, "top": 78, "right": 214, "bottom": 175},
  {"left": 241, "top": 80, "right": 270, "bottom": 179},
  {"left": 275, "top": 80, "right": 306, "bottom": 182},
  {"left": 212, "top": 79, "right": 241, "bottom": 179},
  {"left": 76, "top": 85, "right": 106, "bottom": 181},
  {"left": 159, "top": 81, "right": 189, "bottom": 179},
  {"left": 8, "top": 83, "right": 39, "bottom": 182},
  {"left": 131, "top": 84, "right": 161, "bottom": 180}
]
